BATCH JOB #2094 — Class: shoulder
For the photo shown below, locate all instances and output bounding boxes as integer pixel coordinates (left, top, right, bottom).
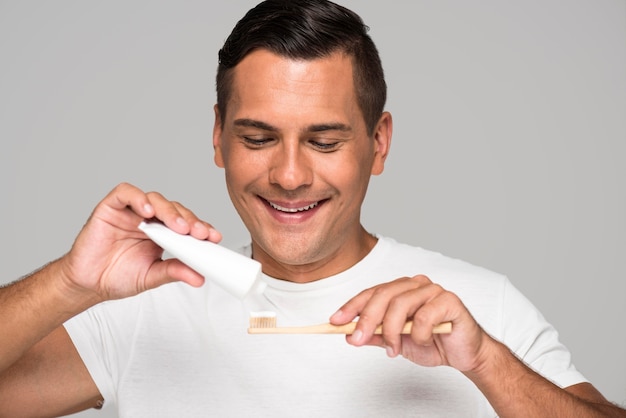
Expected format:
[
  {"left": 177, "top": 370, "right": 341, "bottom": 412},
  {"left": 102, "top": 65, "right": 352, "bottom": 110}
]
[
  {"left": 373, "top": 235, "right": 509, "bottom": 289},
  {"left": 372, "top": 236, "right": 514, "bottom": 332}
]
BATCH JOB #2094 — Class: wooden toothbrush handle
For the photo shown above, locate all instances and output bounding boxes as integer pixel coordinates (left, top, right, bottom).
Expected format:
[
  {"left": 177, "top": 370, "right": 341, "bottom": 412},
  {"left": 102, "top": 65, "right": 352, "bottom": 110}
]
[
  {"left": 375, "top": 320, "right": 452, "bottom": 335},
  {"left": 329, "top": 320, "right": 452, "bottom": 335},
  {"left": 248, "top": 320, "right": 452, "bottom": 334}
]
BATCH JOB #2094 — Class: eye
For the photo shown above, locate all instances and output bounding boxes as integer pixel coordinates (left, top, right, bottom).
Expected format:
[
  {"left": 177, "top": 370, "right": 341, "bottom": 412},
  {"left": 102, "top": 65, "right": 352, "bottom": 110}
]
[
  {"left": 242, "top": 136, "right": 274, "bottom": 148},
  {"left": 309, "top": 139, "right": 340, "bottom": 152}
]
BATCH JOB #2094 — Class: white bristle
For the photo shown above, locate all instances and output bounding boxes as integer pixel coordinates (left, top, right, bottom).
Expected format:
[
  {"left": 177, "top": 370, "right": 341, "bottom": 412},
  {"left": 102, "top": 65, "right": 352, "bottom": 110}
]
[{"left": 249, "top": 311, "right": 277, "bottom": 328}]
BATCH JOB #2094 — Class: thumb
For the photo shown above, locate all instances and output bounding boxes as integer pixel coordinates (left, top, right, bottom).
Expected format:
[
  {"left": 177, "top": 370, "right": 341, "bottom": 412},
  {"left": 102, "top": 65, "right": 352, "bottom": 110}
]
[{"left": 144, "top": 259, "right": 206, "bottom": 291}]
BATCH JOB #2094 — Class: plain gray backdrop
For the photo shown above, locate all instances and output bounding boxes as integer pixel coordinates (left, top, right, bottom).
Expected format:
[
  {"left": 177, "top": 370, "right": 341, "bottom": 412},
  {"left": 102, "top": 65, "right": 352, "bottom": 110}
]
[{"left": 1, "top": 1, "right": 624, "bottom": 416}]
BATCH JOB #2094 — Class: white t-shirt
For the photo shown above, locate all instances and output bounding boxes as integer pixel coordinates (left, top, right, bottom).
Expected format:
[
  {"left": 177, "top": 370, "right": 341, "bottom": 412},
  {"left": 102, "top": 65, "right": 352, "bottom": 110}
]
[{"left": 64, "top": 236, "right": 586, "bottom": 417}]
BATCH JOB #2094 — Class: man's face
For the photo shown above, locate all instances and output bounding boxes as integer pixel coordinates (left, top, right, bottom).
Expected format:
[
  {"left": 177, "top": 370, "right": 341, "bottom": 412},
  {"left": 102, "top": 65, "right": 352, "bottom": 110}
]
[{"left": 213, "top": 49, "right": 391, "bottom": 282}]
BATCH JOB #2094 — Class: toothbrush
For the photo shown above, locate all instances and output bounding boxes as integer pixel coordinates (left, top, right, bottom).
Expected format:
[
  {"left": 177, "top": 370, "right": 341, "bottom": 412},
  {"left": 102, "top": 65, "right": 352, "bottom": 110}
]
[
  {"left": 138, "top": 221, "right": 453, "bottom": 336},
  {"left": 247, "top": 312, "right": 452, "bottom": 335}
]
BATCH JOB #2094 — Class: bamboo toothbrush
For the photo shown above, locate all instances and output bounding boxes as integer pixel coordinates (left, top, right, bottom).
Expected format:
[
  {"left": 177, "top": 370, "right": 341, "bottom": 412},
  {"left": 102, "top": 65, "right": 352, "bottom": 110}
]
[{"left": 247, "top": 312, "right": 452, "bottom": 335}]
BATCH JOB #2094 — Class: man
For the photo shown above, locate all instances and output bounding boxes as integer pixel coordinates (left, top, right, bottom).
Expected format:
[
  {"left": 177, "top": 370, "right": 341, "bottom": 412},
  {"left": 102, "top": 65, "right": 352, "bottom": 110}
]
[{"left": 0, "top": 0, "right": 624, "bottom": 416}]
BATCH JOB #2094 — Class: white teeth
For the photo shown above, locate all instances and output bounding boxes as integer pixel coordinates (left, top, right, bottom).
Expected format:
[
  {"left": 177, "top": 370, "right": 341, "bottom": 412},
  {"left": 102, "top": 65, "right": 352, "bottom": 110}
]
[{"left": 269, "top": 201, "right": 319, "bottom": 213}]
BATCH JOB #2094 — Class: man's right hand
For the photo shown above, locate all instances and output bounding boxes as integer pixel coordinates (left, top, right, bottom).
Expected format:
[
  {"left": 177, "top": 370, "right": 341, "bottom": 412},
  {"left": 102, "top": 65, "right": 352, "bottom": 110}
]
[
  {"left": 1, "top": 182, "right": 222, "bottom": 416},
  {"left": 59, "top": 182, "right": 222, "bottom": 303}
]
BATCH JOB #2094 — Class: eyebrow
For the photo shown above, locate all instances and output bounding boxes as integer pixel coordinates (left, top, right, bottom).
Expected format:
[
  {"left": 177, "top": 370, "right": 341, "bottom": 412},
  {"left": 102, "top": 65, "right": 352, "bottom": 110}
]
[
  {"left": 233, "top": 118, "right": 352, "bottom": 133},
  {"left": 308, "top": 123, "right": 352, "bottom": 133},
  {"left": 233, "top": 118, "right": 277, "bottom": 131}
]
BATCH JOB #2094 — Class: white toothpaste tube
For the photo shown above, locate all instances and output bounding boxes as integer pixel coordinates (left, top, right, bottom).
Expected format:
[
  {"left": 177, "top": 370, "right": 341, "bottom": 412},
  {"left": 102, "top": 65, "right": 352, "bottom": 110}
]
[{"left": 138, "top": 220, "right": 265, "bottom": 299}]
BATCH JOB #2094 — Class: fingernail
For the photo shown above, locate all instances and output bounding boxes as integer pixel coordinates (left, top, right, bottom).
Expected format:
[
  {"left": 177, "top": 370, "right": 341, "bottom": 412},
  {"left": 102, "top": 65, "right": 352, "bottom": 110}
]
[
  {"left": 176, "top": 217, "right": 188, "bottom": 227},
  {"left": 143, "top": 204, "right": 154, "bottom": 215},
  {"left": 330, "top": 309, "right": 343, "bottom": 320},
  {"left": 385, "top": 345, "right": 395, "bottom": 358},
  {"left": 208, "top": 228, "right": 222, "bottom": 242},
  {"left": 193, "top": 221, "right": 208, "bottom": 235},
  {"left": 352, "top": 329, "right": 363, "bottom": 343}
]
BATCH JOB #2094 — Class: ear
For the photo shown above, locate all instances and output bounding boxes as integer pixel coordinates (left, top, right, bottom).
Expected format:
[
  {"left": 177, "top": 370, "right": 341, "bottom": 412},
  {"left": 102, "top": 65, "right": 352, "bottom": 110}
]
[
  {"left": 212, "top": 104, "right": 225, "bottom": 168},
  {"left": 370, "top": 111, "right": 392, "bottom": 176}
]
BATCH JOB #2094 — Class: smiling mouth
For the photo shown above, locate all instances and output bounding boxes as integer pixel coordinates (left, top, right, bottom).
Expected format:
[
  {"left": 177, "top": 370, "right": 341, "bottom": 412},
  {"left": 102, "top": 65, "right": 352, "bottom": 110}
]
[{"left": 267, "top": 200, "right": 320, "bottom": 213}]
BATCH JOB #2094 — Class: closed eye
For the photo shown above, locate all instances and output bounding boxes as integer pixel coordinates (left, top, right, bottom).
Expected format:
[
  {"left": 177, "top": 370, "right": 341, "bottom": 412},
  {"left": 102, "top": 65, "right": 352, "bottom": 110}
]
[
  {"left": 242, "top": 136, "right": 274, "bottom": 148},
  {"left": 309, "top": 139, "right": 341, "bottom": 152}
]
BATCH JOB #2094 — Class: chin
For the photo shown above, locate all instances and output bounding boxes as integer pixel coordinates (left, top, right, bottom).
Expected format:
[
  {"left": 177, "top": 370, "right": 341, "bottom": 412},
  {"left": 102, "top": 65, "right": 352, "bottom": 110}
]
[{"left": 259, "top": 234, "right": 327, "bottom": 266}]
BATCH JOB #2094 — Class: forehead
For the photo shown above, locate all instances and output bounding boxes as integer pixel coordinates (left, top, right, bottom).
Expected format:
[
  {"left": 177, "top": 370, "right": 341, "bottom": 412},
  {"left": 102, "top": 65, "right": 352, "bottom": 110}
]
[{"left": 226, "top": 49, "right": 360, "bottom": 124}]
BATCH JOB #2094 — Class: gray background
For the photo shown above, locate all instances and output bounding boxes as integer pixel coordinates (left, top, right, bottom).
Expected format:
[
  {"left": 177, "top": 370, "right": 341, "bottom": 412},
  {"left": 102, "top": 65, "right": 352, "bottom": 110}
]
[{"left": 1, "top": 1, "right": 624, "bottom": 416}]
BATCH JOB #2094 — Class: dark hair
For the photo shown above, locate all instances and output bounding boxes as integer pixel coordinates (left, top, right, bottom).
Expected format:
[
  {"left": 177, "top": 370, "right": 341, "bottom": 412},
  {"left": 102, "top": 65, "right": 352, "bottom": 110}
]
[{"left": 216, "top": 0, "right": 386, "bottom": 135}]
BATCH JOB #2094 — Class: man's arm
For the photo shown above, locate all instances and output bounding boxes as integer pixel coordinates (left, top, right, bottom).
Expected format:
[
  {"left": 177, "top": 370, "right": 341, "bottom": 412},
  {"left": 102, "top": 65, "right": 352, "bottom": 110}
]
[
  {"left": 0, "top": 260, "right": 103, "bottom": 417},
  {"left": 0, "top": 323, "right": 103, "bottom": 417},
  {"left": 0, "top": 182, "right": 220, "bottom": 416},
  {"left": 466, "top": 332, "right": 625, "bottom": 417},
  {"left": 331, "top": 274, "right": 626, "bottom": 417}
]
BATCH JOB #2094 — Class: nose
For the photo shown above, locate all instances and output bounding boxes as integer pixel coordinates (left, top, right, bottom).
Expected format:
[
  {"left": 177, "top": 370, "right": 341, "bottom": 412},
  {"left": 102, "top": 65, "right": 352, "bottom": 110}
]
[{"left": 268, "top": 141, "right": 313, "bottom": 191}]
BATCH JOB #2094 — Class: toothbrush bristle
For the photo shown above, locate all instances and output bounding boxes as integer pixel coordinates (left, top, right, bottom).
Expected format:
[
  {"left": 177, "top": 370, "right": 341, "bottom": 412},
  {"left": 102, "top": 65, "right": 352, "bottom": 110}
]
[{"left": 249, "top": 311, "right": 277, "bottom": 328}]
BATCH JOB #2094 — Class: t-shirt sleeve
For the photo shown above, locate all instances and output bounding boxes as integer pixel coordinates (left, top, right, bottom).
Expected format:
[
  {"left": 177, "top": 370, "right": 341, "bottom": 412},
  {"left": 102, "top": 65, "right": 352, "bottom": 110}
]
[
  {"left": 63, "top": 297, "right": 141, "bottom": 408},
  {"left": 500, "top": 278, "right": 588, "bottom": 388}
]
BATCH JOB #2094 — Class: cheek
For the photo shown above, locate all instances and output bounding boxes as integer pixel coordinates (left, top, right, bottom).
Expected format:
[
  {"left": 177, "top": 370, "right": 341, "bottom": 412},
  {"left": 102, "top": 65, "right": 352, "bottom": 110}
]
[
  {"left": 319, "top": 154, "right": 370, "bottom": 194},
  {"left": 223, "top": 148, "right": 268, "bottom": 187}
]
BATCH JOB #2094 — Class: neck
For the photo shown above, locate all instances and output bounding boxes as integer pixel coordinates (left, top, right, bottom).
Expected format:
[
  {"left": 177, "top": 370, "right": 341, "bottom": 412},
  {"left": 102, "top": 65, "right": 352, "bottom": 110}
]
[{"left": 252, "top": 226, "right": 377, "bottom": 284}]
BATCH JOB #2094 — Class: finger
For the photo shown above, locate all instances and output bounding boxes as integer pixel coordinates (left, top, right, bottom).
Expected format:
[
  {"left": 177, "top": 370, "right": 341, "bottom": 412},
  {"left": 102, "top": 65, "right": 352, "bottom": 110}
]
[
  {"left": 382, "top": 281, "right": 447, "bottom": 355},
  {"left": 145, "top": 194, "right": 223, "bottom": 243},
  {"left": 346, "top": 277, "right": 428, "bottom": 346},
  {"left": 145, "top": 191, "right": 192, "bottom": 233},
  {"left": 330, "top": 287, "right": 378, "bottom": 346},
  {"left": 410, "top": 291, "right": 460, "bottom": 345},
  {"left": 354, "top": 335, "right": 415, "bottom": 360},
  {"left": 329, "top": 288, "right": 373, "bottom": 324},
  {"left": 348, "top": 334, "right": 387, "bottom": 352},
  {"left": 102, "top": 182, "right": 156, "bottom": 219},
  {"left": 190, "top": 220, "right": 223, "bottom": 243},
  {"left": 170, "top": 201, "right": 223, "bottom": 243},
  {"left": 331, "top": 276, "right": 425, "bottom": 322}
]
